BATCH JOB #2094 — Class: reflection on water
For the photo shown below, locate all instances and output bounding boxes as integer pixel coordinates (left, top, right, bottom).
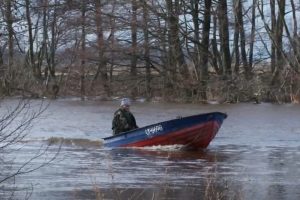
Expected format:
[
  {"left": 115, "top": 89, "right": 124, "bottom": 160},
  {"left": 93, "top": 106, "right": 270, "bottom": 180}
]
[{"left": 1, "top": 100, "right": 300, "bottom": 200}]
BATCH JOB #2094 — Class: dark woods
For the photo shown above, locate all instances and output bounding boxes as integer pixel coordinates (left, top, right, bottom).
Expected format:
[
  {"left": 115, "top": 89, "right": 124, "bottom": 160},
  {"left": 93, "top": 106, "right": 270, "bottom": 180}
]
[{"left": 0, "top": 0, "right": 299, "bottom": 103}]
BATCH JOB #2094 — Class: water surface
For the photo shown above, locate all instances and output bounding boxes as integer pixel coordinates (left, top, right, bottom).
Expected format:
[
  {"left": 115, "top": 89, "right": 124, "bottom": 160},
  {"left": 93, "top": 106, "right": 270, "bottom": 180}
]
[{"left": 1, "top": 99, "right": 300, "bottom": 200}]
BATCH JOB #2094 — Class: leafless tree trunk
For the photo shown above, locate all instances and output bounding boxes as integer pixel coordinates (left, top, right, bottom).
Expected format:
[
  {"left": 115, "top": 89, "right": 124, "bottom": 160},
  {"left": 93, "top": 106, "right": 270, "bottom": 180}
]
[
  {"left": 0, "top": 47, "right": 3, "bottom": 66},
  {"left": 290, "top": 0, "right": 297, "bottom": 37},
  {"left": 211, "top": 9, "right": 223, "bottom": 75},
  {"left": 25, "top": 0, "right": 35, "bottom": 76},
  {"left": 25, "top": 0, "right": 46, "bottom": 80},
  {"left": 1, "top": 0, "right": 15, "bottom": 95},
  {"left": 80, "top": 2, "right": 86, "bottom": 100},
  {"left": 238, "top": 0, "right": 250, "bottom": 79},
  {"left": 41, "top": 0, "right": 49, "bottom": 80},
  {"left": 270, "top": 0, "right": 276, "bottom": 73},
  {"left": 142, "top": 0, "right": 151, "bottom": 100},
  {"left": 166, "top": 0, "right": 176, "bottom": 84},
  {"left": 234, "top": 0, "right": 251, "bottom": 79},
  {"left": 173, "top": 0, "right": 188, "bottom": 80},
  {"left": 92, "top": 0, "right": 110, "bottom": 97},
  {"left": 48, "top": 0, "right": 58, "bottom": 78},
  {"left": 0, "top": 34, "right": 4, "bottom": 81},
  {"left": 167, "top": 0, "right": 189, "bottom": 80},
  {"left": 157, "top": 8, "right": 171, "bottom": 99},
  {"left": 199, "top": 0, "right": 212, "bottom": 100},
  {"left": 130, "top": 0, "right": 138, "bottom": 98},
  {"left": 218, "top": 0, "right": 231, "bottom": 78},
  {"left": 271, "top": 0, "right": 286, "bottom": 86},
  {"left": 5, "top": 0, "right": 14, "bottom": 71},
  {"left": 287, "top": 0, "right": 300, "bottom": 72},
  {"left": 191, "top": 0, "right": 200, "bottom": 80},
  {"left": 166, "top": 0, "right": 189, "bottom": 87},
  {"left": 249, "top": 0, "right": 257, "bottom": 69},
  {"left": 108, "top": 0, "right": 117, "bottom": 82},
  {"left": 233, "top": 0, "right": 240, "bottom": 75}
]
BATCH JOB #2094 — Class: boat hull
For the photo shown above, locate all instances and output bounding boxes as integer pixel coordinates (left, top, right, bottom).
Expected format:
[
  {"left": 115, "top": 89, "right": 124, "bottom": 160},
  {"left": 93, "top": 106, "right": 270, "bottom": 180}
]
[{"left": 103, "top": 112, "right": 227, "bottom": 149}]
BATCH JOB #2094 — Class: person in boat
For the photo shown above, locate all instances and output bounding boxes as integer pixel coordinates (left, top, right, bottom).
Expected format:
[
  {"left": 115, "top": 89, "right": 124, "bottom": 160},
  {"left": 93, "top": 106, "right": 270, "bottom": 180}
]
[{"left": 112, "top": 98, "right": 138, "bottom": 135}]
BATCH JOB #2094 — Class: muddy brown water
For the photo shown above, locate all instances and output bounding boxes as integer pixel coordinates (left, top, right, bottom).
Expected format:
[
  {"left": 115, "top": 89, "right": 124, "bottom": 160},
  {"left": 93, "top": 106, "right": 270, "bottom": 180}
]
[{"left": 1, "top": 99, "right": 300, "bottom": 200}]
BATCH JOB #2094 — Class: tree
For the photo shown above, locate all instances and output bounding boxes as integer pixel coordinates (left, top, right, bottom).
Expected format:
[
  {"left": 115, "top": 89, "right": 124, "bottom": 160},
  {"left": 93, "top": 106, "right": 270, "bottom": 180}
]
[
  {"left": 199, "top": 0, "right": 212, "bottom": 100},
  {"left": 166, "top": 0, "right": 188, "bottom": 82},
  {"left": 47, "top": 0, "right": 59, "bottom": 79},
  {"left": 130, "top": 0, "right": 138, "bottom": 98},
  {"left": 4, "top": 0, "right": 14, "bottom": 70},
  {"left": 0, "top": 0, "right": 299, "bottom": 102},
  {"left": 141, "top": 0, "right": 152, "bottom": 99},
  {"left": 249, "top": 0, "right": 257, "bottom": 70},
  {"left": 24, "top": 0, "right": 39, "bottom": 78},
  {"left": 233, "top": 0, "right": 252, "bottom": 79},
  {"left": 2, "top": 0, "right": 15, "bottom": 95},
  {"left": 211, "top": 7, "right": 223, "bottom": 75},
  {"left": 80, "top": 1, "right": 86, "bottom": 100},
  {"left": 92, "top": 0, "right": 110, "bottom": 97},
  {"left": 271, "top": 0, "right": 285, "bottom": 86},
  {"left": 218, "top": 0, "right": 231, "bottom": 78}
]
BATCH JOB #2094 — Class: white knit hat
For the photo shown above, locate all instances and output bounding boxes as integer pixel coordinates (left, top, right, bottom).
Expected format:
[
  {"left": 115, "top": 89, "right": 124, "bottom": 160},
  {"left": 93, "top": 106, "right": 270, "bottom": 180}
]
[{"left": 121, "top": 98, "right": 131, "bottom": 106}]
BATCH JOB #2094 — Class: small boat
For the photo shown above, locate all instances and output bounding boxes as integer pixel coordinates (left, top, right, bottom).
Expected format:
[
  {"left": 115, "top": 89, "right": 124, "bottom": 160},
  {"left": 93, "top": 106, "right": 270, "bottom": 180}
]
[{"left": 103, "top": 112, "right": 227, "bottom": 150}]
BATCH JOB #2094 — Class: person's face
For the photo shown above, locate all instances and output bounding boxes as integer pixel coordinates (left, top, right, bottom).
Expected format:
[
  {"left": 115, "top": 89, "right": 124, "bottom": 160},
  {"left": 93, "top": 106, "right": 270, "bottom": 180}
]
[{"left": 122, "top": 105, "right": 130, "bottom": 111}]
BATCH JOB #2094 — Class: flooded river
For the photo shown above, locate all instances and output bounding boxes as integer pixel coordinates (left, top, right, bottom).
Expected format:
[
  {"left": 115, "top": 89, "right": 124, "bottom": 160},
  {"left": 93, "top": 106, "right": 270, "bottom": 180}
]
[{"left": 1, "top": 99, "right": 300, "bottom": 199}]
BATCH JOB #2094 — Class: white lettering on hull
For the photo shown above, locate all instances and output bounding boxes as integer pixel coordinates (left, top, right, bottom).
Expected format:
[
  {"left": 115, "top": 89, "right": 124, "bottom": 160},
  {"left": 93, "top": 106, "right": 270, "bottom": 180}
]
[{"left": 145, "top": 125, "right": 163, "bottom": 137}]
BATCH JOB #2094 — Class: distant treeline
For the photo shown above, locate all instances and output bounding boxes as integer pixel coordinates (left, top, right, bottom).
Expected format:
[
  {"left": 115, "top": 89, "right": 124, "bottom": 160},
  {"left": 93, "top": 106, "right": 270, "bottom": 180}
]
[{"left": 0, "top": 0, "right": 299, "bottom": 103}]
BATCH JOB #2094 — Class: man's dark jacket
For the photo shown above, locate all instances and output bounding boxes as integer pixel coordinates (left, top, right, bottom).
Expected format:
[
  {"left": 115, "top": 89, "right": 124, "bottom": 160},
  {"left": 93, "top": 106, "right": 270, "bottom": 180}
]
[{"left": 112, "top": 108, "right": 138, "bottom": 135}]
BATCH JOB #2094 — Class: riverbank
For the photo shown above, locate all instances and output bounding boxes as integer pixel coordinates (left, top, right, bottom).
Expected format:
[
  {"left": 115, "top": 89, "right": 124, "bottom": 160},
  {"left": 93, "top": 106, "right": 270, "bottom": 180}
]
[{"left": 1, "top": 68, "right": 299, "bottom": 104}]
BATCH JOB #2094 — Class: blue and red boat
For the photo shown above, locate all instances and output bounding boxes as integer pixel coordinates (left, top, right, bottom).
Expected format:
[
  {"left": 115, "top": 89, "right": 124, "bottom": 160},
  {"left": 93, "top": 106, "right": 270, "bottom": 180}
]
[{"left": 103, "top": 112, "right": 227, "bottom": 150}]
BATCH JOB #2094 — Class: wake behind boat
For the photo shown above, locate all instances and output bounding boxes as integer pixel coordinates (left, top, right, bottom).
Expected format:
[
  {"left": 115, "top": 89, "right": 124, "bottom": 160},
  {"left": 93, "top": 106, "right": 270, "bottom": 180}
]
[{"left": 103, "top": 112, "right": 227, "bottom": 150}]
